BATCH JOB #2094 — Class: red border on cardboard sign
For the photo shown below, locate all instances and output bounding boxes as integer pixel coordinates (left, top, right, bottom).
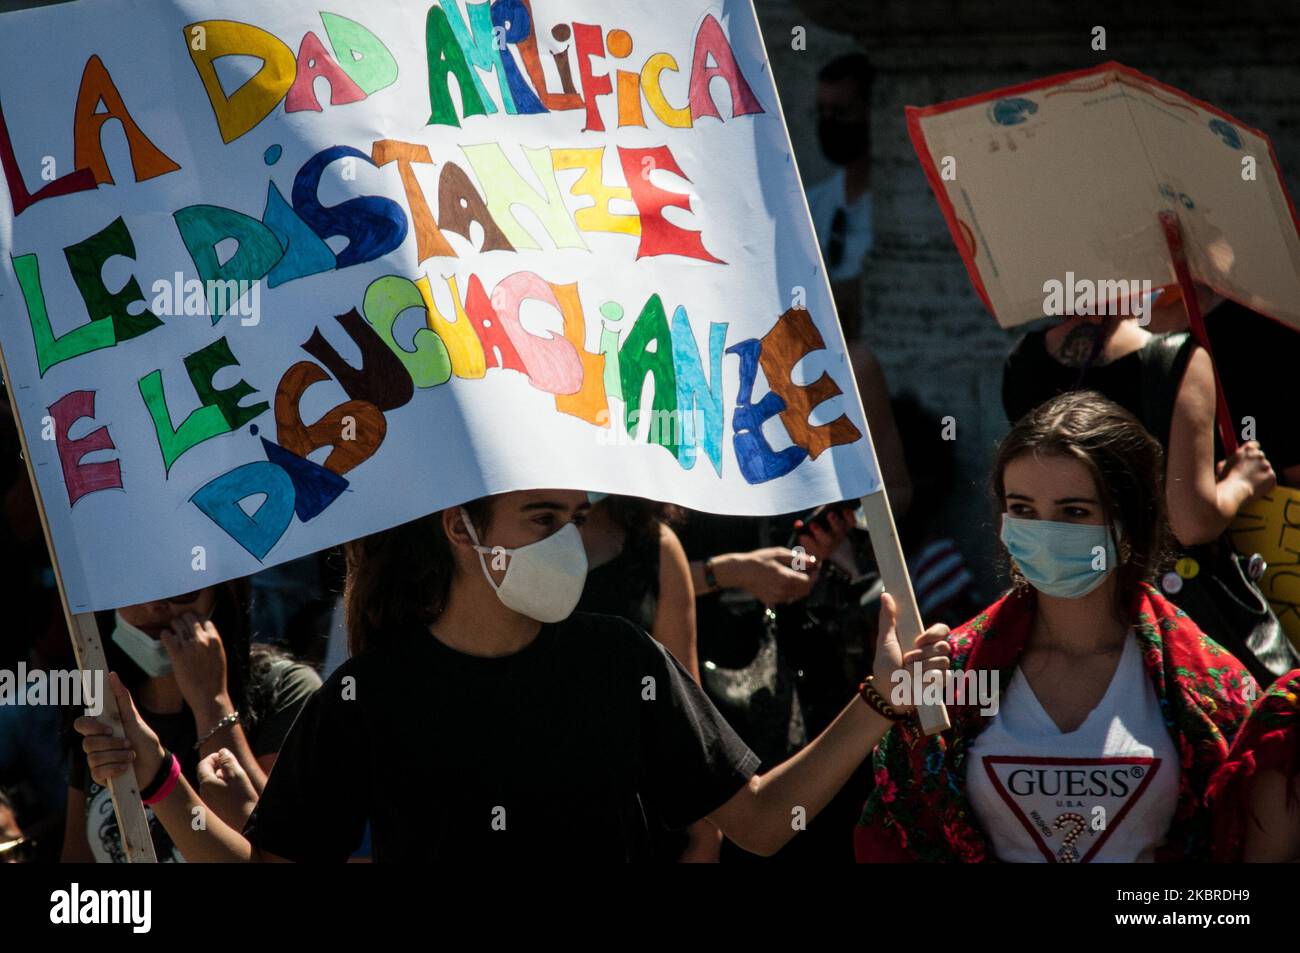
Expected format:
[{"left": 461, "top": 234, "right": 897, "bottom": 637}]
[{"left": 904, "top": 61, "right": 1300, "bottom": 327}]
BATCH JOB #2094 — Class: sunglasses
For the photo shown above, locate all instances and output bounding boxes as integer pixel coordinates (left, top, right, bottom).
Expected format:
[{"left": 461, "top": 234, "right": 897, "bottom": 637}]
[{"left": 163, "top": 589, "right": 204, "bottom": 607}]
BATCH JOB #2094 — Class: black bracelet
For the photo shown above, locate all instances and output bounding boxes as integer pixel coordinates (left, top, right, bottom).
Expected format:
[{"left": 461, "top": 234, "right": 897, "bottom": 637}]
[
  {"left": 139, "top": 750, "right": 175, "bottom": 801},
  {"left": 704, "top": 557, "right": 720, "bottom": 591}
]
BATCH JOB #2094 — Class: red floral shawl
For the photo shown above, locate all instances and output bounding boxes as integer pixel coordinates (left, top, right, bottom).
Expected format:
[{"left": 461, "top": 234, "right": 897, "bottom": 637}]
[
  {"left": 1206, "top": 668, "right": 1300, "bottom": 862},
  {"left": 856, "top": 583, "right": 1256, "bottom": 862}
]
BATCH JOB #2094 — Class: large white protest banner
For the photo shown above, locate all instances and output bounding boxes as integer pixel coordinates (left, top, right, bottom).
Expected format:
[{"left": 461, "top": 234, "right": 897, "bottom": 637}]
[
  {"left": 0, "top": 0, "right": 880, "bottom": 613},
  {"left": 907, "top": 61, "right": 1300, "bottom": 331}
]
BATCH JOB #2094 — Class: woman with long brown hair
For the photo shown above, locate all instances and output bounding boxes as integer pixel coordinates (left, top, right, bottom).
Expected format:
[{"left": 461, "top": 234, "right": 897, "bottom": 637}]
[{"left": 858, "top": 390, "right": 1257, "bottom": 862}]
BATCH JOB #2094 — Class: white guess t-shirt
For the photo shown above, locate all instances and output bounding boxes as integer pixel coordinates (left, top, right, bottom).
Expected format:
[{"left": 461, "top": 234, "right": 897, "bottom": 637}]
[{"left": 967, "top": 634, "right": 1179, "bottom": 862}]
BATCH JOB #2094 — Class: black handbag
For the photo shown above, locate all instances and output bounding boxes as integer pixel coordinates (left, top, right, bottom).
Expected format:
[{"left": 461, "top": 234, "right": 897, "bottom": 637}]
[
  {"left": 1160, "top": 542, "right": 1300, "bottom": 684},
  {"left": 698, "top": 598, "right": 806, "bottom": 769}
]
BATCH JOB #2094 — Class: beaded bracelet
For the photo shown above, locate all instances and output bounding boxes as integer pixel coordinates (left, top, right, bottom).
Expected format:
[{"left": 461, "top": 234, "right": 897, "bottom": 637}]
[{"left": 857, "top": 675, "right": 904, "bottom": 721}]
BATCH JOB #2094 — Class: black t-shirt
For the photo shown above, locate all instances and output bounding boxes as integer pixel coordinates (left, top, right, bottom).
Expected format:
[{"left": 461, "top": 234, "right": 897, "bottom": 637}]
[
  {"left": 1001, "top": 329, "right": 1195, "bottom": 445},
  {"left": 575, "top": 529, "right": 660, "bottom": 633},
  {"left": 243, "top": 612, "right": 760, "bottom": 862}
]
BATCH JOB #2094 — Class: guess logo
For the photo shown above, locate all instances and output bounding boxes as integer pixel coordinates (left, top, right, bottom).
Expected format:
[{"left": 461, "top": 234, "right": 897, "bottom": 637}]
[{"left": 981, "top": 756, "right": 1161, "bottom": 863}]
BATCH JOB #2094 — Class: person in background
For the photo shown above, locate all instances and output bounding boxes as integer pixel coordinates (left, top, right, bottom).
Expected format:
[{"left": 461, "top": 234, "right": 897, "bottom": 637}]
[
  {"left": 0, "top": 684, "right": 65, "bottom": 864},
  {"left": 0, "top": 644, "right": 68, "bottom": 864},
  {"left": 0, "top": 787, "right": 34, "bottom": 863},
  {"left": 62, "top": 582, "right": 319, "bottom": 861},
  {"left": 1147, "top": 288, "right": 1300, "bottom": 488},
  {"left": 0, "top": 386, "right": 72, "bottom": 862},
  {"left": 196, "top": 642, "right": 323, "bottom": 831},
  {"left": 577, "top": 493, "right": 719, "bottom": 861},
  {"left": 859, "top": 391, "right": 1256, "bottom": 863},
  {"left": 806, "top": 52, "right": 875, "bottom": 328},
  {"left": 73, "top": 489, "right": 952, "bottom": 863},
  {"left": 678, "top": 496, "right": 890, "bottom": 862},
  {"left": 578, "top": 495, "right": 695, "bottom": 675},
  {"left": 678, "top": 317, "right": 912, "bottom": 860},
  {"left": 249, "top": 551, "right": 341, "bottom": 666},
  {"left": 1208, "top": 668, "right": 1300, "bottom": 862},
  {"left": 890, "top": 393, "right": 983, "bottom": 628},
  {"left": 249, "top": 556, "right": 322, "bottom": 651},
  {"left": 684, "top": 44, "right": 906, "bottom": 629}
]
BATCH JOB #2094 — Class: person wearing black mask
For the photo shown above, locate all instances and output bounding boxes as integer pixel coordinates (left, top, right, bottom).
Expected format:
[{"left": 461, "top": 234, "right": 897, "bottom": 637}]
[{"left": 807, "top": 53, "right": 875, "bottom": 330}]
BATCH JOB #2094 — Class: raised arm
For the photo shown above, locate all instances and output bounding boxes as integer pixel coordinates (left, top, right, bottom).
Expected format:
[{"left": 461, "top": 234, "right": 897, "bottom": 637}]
[
  {"left": 688, "top": 547, "right": 817, "bottom": 606},
  {"left": 707, "top": 593, "right": 949, "bottom": 855},
  {"left": 73, "top": 672, "right": 286, "bottom": 863},
  {"left": 1166, "top": 347, "right": 1276, "bottom": 546},
  {"left": 163, "top": 612, "right": 268, "bottom": 793}
]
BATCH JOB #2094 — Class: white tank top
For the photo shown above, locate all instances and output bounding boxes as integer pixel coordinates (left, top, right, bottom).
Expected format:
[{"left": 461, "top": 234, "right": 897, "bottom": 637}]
[{"left": 966, "top": 634, "right": 1179, "bottom": 862}]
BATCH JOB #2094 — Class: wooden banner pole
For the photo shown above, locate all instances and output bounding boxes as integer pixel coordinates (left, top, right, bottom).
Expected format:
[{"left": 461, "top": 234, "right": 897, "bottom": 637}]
[
  {"left": 743, "top": 2, "right": 949, "bottom": 734},
  {"left": 859, "top": 487, "right": 951, "bottom": 734},
  {"left": 0, "top": 337, "right": 156, "bottom": 863}
]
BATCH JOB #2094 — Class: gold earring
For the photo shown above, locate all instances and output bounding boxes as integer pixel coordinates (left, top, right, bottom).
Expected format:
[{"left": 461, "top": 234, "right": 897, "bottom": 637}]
[{"left": 1009, "top": 557, "right": 1029, "bottom": 589}]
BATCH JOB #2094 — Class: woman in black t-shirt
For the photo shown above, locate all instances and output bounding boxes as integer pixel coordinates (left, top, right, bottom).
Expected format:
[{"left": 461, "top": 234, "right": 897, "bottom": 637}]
[
  {"left": 74, "top": 488, "right": 952, "bottom": 863},
  {"left": 62, "top": 581, "right": 320, "bottom": 861}
]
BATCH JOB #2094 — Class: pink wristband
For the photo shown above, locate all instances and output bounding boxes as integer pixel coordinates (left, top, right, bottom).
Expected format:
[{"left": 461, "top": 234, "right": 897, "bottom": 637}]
[{"left": 142, "top": 752, "right": 181, "bottom": 806}]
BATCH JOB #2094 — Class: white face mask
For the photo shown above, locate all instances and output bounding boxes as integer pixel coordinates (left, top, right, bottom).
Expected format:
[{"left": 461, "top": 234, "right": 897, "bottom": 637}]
[
  {"left": 459, "top": 507, "right": 588, "bottom": 623},
  {"left": 110, "top": 612, "right": 173, "bottom": 677}
]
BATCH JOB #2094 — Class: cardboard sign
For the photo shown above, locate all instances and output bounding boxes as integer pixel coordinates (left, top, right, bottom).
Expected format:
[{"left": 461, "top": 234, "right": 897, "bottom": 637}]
[
  {"left": 1229, "top": 485, "right": 1300, "bottom": 649},
  {"left": 908, "top": 62, "right": 1300, "bottom": 330}
]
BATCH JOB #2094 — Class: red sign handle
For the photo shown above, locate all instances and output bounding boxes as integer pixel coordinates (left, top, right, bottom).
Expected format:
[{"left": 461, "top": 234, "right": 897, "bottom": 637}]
[{"left": 1158, "top": 211, "right": 1239, "bottom": 457}]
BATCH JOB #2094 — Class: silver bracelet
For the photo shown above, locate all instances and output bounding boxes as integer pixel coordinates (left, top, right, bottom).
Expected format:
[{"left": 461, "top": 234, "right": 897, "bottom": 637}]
[{"left": 194, "top": 711, "right": 240, "bottom": 750}]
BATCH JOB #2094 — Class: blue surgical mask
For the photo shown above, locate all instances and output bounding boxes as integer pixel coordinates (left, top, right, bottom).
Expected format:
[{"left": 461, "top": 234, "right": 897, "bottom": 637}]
[{"left": 1000, "top": 515, "right": 1119, "bottom": 599}]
